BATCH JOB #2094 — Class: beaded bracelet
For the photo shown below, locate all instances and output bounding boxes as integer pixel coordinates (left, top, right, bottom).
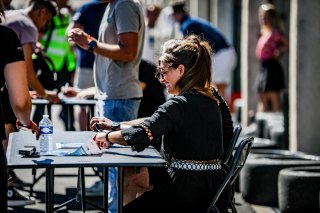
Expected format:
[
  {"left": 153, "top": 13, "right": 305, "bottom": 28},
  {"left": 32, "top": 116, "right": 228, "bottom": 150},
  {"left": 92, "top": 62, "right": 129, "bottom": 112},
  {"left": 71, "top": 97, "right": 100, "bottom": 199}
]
[{"left": 139, "top": 123, "right": 153, "bottom": 142}]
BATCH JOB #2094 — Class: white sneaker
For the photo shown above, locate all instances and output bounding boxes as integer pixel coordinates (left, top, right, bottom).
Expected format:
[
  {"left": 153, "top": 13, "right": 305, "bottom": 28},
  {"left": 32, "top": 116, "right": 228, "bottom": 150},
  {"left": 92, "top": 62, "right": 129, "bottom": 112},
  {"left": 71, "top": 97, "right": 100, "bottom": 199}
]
[
  {"left": 85, "top": 181, "right": 103, "bottom": 197},
  {"left": 7, "top": 185, "right": 36, "bottom": 207}
]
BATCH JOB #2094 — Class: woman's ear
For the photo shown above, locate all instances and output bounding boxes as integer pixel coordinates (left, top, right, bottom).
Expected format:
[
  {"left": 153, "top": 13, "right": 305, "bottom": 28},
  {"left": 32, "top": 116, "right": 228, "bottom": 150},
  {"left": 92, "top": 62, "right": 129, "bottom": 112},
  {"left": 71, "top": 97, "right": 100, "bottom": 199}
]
[{"left": 178, "top": 64, "right": 185, "bottom": 76}]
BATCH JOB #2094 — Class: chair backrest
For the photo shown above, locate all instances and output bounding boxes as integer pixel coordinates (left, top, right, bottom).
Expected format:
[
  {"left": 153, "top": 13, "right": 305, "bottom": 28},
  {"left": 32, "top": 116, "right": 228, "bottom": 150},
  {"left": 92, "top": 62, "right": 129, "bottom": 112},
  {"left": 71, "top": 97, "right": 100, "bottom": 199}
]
[
  {"left": 207, "top": 136, "right": 254, "bottom": 213},
  {"left": 223, "top": 125, "right": 242, "bottom": 164}
]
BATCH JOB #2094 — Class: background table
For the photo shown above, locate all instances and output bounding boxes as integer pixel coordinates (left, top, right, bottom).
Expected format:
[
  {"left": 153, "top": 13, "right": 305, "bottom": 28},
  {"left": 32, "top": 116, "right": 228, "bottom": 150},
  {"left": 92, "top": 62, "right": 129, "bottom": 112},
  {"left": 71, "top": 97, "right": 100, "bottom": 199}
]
[
  {"left": 32, "top": 97, "right": 96, "bottom": 130},
  {"left": 7, "top": 131, "right": 165, "bottom": 213}
]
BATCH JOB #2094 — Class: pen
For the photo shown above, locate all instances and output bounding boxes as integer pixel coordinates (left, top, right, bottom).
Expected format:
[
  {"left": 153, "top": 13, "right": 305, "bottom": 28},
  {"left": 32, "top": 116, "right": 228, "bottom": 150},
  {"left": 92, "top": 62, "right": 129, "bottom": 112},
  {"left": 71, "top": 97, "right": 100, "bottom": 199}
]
[{"left": 94, "top": 123, "right": 102, "bottom": 132}]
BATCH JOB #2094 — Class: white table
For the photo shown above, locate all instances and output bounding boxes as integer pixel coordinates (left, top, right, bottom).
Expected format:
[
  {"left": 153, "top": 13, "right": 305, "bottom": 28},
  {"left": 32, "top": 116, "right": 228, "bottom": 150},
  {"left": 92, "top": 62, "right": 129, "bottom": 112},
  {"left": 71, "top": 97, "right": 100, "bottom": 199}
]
[{"left": 7, "top": 131, "right": 165, "bottom": 213}]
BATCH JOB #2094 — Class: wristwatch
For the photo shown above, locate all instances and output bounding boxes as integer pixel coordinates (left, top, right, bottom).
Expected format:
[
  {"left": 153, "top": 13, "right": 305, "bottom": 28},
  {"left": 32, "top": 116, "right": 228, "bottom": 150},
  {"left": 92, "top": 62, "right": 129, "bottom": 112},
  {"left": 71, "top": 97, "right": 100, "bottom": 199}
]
[
  {"left": 87, "top": 40, "right": 97, "bottom": 53},
  {"left": 111, "top": 122, "right": 120, "bottom": 131}
]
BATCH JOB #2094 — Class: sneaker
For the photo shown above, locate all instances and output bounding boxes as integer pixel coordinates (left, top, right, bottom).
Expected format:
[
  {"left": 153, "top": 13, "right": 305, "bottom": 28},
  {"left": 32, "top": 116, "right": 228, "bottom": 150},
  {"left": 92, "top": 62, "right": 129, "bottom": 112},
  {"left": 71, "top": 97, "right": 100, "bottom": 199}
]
[
  {"left": 85, "top": 180, "right": 103, "bottom": 197},
  {"left": 7, "top": 185, "right": 36, "bottom": 207}
]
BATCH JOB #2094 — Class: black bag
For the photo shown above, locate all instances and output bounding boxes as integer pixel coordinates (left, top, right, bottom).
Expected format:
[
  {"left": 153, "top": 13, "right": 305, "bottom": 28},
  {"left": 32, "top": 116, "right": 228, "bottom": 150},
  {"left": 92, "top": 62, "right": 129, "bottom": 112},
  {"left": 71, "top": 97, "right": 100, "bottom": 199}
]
[
  {"left": 32, "top": 50, "right": 56, "bottom": 90},
  {"left": 33, "top": 19, "right": 56, "bottom": 91}
]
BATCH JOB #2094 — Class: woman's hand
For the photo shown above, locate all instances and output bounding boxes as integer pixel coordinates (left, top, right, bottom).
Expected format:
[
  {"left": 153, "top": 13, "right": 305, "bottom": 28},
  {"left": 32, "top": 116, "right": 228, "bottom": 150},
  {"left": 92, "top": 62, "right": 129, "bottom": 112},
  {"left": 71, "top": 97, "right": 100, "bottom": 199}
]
[
  {"left": 90, "top": 117, "right": 113, "bottom": 131},
  {"left": 94, "top": 131, "right": 112, "bottom": 149}
]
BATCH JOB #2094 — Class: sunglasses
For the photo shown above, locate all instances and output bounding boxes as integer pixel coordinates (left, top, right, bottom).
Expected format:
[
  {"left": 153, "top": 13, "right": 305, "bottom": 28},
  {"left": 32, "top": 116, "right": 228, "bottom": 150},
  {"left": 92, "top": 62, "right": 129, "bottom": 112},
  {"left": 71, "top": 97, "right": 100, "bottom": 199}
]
[{"left": 155, "top": 63, "right": 178, "bottom": 80}]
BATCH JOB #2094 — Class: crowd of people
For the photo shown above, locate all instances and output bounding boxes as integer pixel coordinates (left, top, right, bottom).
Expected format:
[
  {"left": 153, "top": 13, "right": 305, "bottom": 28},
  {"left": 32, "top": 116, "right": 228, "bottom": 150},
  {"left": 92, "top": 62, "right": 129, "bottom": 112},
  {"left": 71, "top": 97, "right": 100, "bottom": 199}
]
[{"left": 0, "top": 0, "right": 288, "bottom": 212}]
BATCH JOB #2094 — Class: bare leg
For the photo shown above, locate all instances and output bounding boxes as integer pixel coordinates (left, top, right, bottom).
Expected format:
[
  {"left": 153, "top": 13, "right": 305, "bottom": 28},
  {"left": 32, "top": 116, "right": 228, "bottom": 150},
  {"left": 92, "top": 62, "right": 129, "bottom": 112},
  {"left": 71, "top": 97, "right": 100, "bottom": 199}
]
[
  {"left": 257, "top": 92, "right": 268, "bottom": 112},
  {"left": 123, "top": 167, "right": 151, "bottom": 205},
  {"left": 268, "top": 92, "right": 282, "bottom": 112},
  {"left": 78, "top": 106, "right": 88, "bottom": 131}
]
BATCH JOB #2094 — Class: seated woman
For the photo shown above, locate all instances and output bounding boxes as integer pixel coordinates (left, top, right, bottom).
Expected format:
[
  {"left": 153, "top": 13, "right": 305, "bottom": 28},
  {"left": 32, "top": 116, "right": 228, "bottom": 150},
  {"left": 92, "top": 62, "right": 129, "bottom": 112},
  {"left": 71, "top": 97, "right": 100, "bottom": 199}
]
[{"left": 92, "top": 35, "right": 230, "bottom": 213}]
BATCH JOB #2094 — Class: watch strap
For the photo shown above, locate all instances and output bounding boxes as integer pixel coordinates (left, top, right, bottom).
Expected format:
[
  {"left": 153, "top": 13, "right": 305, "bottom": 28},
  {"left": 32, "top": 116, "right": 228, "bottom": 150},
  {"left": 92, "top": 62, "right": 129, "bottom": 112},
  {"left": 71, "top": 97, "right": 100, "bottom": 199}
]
[
  {"left": 105, "top": 131, "right": 112, "bottom": 143},
  {"left": 88, "top": 40, "right": 97, "bottom": 53}
]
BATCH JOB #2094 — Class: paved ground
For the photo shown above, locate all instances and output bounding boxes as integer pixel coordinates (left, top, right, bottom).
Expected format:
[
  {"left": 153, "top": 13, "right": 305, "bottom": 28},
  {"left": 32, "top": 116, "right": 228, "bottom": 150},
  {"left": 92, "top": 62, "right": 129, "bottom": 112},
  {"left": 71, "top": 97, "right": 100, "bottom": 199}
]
[
  {"left": 7, "top": 105, "right": 277, "bottom": 213},
  {"left": 9, "top": 168, "right": 277, "bottom": 213}
]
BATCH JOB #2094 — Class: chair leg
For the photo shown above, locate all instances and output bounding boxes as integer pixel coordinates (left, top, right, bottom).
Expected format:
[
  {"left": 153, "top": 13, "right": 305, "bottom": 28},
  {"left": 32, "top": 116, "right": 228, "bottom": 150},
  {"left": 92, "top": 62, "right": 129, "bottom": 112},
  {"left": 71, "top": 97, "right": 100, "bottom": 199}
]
[
  {"left": 207, "top": 205, "right": 220, "bottom": 213},
  {"left": 229, "top": 201, "right": 237, "bottom": 213}
]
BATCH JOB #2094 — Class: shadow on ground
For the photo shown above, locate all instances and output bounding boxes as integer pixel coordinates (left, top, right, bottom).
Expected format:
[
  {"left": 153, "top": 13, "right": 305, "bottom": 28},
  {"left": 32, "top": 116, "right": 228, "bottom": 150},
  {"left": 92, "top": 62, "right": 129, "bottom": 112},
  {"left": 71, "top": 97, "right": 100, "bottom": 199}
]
[{"left": 8, "top": 187, "right": 104, "bottom": 213}]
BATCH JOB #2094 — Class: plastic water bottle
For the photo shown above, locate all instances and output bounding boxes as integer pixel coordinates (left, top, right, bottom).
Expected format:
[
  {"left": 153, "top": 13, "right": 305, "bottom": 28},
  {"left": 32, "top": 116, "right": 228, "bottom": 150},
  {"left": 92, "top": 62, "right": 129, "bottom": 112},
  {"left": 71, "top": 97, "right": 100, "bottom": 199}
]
[{"left": 39, "top": 115, "right": 53, "bottom": 154}]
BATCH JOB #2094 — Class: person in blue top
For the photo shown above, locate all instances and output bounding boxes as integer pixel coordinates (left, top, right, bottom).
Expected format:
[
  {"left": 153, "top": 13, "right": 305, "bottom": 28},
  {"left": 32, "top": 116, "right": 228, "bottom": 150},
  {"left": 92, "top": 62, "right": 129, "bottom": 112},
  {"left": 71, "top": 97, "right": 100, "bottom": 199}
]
[{"left": 172, "top": 1, "right": 237, "bottom": 102}]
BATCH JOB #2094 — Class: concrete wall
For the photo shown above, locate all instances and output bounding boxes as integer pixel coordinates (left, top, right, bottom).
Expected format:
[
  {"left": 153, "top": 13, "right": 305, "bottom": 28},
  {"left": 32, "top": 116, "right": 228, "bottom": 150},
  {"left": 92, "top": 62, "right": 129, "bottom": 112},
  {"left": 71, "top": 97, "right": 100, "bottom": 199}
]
[
  {"left": 240, "top": 0, "right": 261, "bottom": 125},
  {"left": 241, "top": 0, "right": 320, "bottom": 155},
  {"left": 289, "top": 0, "right": 320, "bottom": 154}
]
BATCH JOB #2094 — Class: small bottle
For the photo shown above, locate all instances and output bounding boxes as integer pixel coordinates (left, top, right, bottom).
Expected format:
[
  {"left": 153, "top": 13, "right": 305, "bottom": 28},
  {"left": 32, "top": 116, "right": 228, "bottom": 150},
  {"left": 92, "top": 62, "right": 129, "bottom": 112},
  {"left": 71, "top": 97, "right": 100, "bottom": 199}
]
[{"left": 39, "top": 115, "right": 53, "bottom": 154}]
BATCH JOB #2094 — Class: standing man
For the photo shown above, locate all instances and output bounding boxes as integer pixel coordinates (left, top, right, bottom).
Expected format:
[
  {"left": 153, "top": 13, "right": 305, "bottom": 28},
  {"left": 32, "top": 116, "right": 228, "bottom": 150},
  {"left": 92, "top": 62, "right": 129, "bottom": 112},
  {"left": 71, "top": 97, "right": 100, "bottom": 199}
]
[
  {"left": 171, "top": 1, "right": 237, "bottom": 101},
  {"left": 68, "top": 0, "right": 145, "bottom": 212}
]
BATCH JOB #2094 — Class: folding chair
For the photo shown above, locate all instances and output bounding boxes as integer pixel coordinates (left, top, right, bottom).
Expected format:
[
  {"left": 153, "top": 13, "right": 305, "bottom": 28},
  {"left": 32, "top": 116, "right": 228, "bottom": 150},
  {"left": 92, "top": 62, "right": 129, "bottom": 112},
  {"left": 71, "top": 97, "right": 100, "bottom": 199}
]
[
  {"left": 207, "top": 136, "right": 254, "bottom": 213},
  {"left": 223, "top": 125, "right": 242, "bottom": 165}
]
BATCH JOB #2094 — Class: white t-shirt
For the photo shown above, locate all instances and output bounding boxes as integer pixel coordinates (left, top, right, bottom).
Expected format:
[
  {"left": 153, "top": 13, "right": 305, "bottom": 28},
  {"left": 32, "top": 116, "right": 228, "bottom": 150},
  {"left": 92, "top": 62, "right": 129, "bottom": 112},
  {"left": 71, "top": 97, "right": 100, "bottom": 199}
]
[{"left": 2, "top": 9, "right": 38, "bottom": 50}]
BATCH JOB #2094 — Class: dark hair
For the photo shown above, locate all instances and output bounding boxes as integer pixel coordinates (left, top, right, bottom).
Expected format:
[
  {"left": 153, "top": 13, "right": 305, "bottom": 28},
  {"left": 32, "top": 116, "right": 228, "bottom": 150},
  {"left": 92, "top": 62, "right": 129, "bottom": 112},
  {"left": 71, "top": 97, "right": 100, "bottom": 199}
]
[
  {"left": 259, "top": 3, "right": 283, "bottom": 32},
  {"left": 172, "top": 1, "right": 189, "bottom": 14},
  {"left": 159, "top": 35, "right": 218, "bottom": 102},
  {"left": 29, "top": 0, "right": 57, "bottom": 16}
]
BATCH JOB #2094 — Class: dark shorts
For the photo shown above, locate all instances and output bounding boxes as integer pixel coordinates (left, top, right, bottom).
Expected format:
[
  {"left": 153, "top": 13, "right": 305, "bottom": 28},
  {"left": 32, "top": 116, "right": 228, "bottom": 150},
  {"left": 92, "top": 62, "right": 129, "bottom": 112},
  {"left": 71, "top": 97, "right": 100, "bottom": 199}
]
[{"left": 256, "top": 59, "right": 285, "bottom": 93}]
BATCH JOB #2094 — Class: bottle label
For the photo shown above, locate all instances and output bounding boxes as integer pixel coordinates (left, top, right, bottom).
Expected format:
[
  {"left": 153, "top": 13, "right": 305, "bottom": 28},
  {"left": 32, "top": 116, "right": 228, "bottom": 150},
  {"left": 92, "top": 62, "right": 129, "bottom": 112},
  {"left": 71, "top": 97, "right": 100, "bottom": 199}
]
[{"left": 40, "top": 126, "right": 53, "bottom": 134}]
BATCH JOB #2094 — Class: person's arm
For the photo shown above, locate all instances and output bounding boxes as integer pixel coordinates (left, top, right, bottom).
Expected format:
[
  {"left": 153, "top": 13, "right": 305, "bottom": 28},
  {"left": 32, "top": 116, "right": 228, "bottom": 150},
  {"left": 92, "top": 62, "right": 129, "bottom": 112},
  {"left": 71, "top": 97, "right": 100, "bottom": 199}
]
[
  {"left": 4, "top": 60, "right": 39, "bottom": 138},
  {"left": 90, "top": 117, "right": 147, "bottom": 132},
  {"left": 68, "top": 28, "right": 138, "bottom": 62},
  {"left": 93, "top": 32, "right": 138, "bottom": 62},
  {"left": 4, "top": 61, "right": 32, "bottom": 124},
  {"left": 93, "top": 98, "right": 184, "bottom": 151},
  {"left": 95, "top": 130, "right": 128, "bottom": 148},
  {"left": 275, "top": 35, "right": 289, "bottom": 58},
  {"left": 23, "top": 43, "right": 60, "bottom": 103},
  {"left": 92, "top": 117, "right": 149, "bottom": 148}
]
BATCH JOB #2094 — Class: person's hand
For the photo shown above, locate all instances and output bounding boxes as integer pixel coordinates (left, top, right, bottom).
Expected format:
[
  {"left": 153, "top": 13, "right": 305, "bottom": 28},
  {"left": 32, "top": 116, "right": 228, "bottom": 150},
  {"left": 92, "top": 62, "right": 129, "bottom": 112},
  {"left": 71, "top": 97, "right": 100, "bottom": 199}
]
[
  {"left": 16, "top": 120, "right": 40, "bottom": 140},
  {"left": 76, "top": 88, "right": 95, "bottom": 99},
  {"left": 90, "top": 117, "right": 113, "bottom": 131},
  {"left": 61, "top": 86, "right": 78, "bottom": 97},
  {"left": 93, "top": 131, "right": 112, "bottom": 149},
  {"left": 67, "top": 28, "right": 91, "bottom": 50},
  {"left": 45, "top": 93, "right": 60, "bottom": 104},
  {"left": 29, "top": 91, "right": 38, "bottom": 99}
]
